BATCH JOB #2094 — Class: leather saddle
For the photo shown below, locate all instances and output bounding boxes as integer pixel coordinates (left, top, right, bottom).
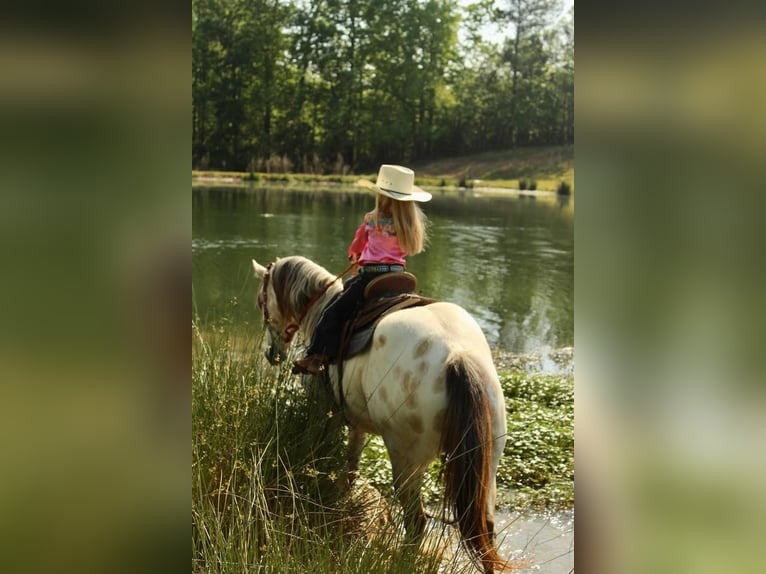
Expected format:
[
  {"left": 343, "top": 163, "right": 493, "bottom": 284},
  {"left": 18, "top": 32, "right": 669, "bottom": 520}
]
[
  {"left": 340, "top": 272, "right": 435, "bottom": 361},
  {"left": 326, "top": 272, "right": 435, "bottom": 417}
]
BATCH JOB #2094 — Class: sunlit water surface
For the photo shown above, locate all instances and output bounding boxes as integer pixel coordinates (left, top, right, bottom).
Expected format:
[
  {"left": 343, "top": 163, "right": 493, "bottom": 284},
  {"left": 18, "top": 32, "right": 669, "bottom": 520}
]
[{"left": 193, "top": 184, "right": 573, "bottom": 363}]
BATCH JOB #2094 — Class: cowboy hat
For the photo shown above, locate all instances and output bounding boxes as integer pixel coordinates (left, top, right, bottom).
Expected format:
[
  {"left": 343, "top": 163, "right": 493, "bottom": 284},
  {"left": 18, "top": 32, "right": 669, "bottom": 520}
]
[{"left": 357, "top": 164, "right": 432, "bottom": 202}]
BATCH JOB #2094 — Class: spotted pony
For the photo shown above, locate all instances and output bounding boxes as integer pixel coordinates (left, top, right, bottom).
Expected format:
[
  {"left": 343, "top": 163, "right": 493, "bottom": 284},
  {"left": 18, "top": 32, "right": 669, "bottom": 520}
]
[{"left": 253, "top": 255, "right": 517, "bottom": 573}]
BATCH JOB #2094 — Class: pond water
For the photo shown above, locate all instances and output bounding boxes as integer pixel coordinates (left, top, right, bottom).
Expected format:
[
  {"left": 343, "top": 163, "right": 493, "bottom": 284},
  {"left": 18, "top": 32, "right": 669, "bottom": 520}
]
[
  {"left": 192, "top": 183, "right": 573, "bottom": 356},
  {"left": 427, "top": 508, "right": 574, "bottom": 573}
]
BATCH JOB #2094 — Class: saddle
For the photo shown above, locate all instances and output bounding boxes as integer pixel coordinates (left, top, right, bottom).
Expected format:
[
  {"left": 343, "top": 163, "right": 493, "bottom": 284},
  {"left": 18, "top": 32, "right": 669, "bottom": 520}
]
[
  {"left": 333, "top": 273, "right": 435, "bottom": 400},
  {"left": 342, "top": 272, "right": 435, "bottom": 358}
]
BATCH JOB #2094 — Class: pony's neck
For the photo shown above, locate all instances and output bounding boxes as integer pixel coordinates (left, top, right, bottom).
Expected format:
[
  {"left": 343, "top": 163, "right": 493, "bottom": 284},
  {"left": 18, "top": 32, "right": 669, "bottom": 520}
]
[
  {"left": 300, "top": 283, "right": 342, "bottom": 343},
  {"left": 276, "top": 257, "right": 343, "bottom": 344}
]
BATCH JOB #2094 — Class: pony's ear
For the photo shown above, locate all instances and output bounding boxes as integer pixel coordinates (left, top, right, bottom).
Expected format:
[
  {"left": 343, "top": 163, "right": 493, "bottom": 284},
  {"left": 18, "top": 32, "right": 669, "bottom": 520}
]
[{"left": 252, "top": 259, "right": 268, "bottom": 279}]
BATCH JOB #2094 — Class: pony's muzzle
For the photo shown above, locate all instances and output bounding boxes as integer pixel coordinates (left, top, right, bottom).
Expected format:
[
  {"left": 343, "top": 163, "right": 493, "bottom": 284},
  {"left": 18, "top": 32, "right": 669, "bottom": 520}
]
[
  {"left": 265, "top": 339, "right": 289, "bottom": 365},
  {"left": 265, "top": 344, "right": 282, "bottom": 365}
]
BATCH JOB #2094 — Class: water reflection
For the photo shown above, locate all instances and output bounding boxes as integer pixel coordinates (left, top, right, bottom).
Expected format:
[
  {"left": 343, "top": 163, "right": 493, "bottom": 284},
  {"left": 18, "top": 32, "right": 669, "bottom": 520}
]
[{"left": 192, "top": 184, "right": 573, "bottom": 354}]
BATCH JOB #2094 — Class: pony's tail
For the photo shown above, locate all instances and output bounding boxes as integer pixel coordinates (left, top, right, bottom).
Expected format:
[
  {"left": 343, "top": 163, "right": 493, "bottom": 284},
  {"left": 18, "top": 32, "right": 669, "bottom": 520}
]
[{"left": 440, "top": 355, "right": 511, "bottom": 573}]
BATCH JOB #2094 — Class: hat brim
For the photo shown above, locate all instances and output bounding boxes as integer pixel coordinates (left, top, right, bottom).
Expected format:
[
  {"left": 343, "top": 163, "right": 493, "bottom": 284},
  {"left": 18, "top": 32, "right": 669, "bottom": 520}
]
[{"left": 357, "top": 179, "right": 432, "bottom": 202}]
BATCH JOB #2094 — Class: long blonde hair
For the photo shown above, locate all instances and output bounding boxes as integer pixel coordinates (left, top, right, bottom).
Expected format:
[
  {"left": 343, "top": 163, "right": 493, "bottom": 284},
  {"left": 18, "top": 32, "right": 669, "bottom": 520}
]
[{"left": 373, "top": 195, "right": 428, "bottom": 255}]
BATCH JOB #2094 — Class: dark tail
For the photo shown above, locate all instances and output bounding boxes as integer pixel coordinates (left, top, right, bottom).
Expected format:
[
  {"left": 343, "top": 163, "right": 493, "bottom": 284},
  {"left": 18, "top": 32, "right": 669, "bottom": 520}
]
[{"left": 440, "top": 356, "right": 511, "bottom": 573}]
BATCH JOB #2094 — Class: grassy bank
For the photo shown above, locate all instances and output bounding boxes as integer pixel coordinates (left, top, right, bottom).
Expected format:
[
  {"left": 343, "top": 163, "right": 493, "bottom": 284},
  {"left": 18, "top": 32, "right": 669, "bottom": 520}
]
[
  {"left": 192, "top": 327, "right": 452, "bottom": 573},
  {"left": 192, "top": 324, "right": 573, "bottom": 572},
  {"left": 192, "top": 145, "right": 574, "bottom": 193}
]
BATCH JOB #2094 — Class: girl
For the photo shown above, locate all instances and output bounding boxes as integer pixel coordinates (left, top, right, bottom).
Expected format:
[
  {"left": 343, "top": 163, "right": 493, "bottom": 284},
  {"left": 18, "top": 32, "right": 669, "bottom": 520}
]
[{"left": 293, "top": 164, "right": 431, "bottom": 375}]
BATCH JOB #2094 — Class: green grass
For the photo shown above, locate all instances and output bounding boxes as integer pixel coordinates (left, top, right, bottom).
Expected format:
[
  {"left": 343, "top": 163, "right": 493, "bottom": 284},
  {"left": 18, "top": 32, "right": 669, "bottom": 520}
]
[
  {"left": 192, "top": 326, "right": 456, "bottom": 573},
  {"left": 192, "top": 323, "right": 573, "bottom": 572},
  {"left": 497, "top": 372, "right": 574, "bottom": 509}
]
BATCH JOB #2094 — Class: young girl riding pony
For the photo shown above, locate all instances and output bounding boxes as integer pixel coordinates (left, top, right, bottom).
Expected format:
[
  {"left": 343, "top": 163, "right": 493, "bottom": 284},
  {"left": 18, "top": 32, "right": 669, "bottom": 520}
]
[{"left": 293, "top": 164, "right": 431, "bottom": 375}]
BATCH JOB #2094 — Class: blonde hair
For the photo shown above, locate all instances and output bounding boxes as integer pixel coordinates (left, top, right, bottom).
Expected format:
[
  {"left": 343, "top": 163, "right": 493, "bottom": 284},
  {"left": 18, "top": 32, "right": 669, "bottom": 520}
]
[{"left": 373, "top": 195, "right": 428, "bottom": 255}]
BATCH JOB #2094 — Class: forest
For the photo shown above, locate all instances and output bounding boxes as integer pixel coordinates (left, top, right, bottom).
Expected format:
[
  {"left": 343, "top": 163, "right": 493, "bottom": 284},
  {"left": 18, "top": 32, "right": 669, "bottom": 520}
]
[{"left": 192, "top": 0, "right": 573, "bottom": 173}]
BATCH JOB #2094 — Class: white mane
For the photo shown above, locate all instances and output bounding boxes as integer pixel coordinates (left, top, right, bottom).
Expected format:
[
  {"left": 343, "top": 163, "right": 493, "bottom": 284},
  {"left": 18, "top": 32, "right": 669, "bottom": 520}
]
[{"left": 270, "top": 256, "right": 343, "bottom": 340}]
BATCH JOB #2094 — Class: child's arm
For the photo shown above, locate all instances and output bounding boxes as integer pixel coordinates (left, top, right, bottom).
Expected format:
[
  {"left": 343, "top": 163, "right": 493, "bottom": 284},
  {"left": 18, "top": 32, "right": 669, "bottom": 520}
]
[{"left": 347, "top": 213, "right": 370, "bottom": 259}]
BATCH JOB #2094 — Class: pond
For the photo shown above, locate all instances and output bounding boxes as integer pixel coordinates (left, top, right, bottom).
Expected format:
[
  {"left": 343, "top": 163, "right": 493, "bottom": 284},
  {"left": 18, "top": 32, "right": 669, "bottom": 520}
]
[{"left": 192, "top": 183, "right": 573, "bottom": 357}]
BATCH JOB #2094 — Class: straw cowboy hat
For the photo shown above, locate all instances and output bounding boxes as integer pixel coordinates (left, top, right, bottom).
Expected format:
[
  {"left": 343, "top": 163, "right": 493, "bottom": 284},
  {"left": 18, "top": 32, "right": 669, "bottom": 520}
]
[{"left": 358, "top": 164, "right": 432, "bottom": 202}]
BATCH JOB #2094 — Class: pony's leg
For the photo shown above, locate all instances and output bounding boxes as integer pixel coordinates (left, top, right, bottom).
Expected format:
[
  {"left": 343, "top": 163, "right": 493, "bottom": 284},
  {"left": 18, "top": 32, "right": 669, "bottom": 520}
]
[
  {"left": 340, "top": 427, "right": 367, "bottom": 493},
  {"left": 389, "top": 451, "right": 427, "bottom": 543}
]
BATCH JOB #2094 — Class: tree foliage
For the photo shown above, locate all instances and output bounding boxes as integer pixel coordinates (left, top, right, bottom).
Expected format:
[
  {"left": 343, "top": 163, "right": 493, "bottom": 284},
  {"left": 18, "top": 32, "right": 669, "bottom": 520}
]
[{"left": 192, "top": 0, "right": 574, "bottom": 172}]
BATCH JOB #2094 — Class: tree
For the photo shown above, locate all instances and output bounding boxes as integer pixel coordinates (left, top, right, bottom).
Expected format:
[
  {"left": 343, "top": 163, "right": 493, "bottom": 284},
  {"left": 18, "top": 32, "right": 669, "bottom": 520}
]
[
  {"left": 551, "top": 6, "right": 574, "bottom": 144},
  {"left": 192, "top": 0, "right": 292, "bottom": 171},
  {"left": 359, "top": 0, "right": 458, "bottom": 165},
  {"left": 491, "top": 0, "right": 562, "bottom": 147},
  {"left": 192, "top": 0, "right": 223, "bottom": 169},
  {"left": 191, "top": 0, "right": 573, "bottom": 171}
]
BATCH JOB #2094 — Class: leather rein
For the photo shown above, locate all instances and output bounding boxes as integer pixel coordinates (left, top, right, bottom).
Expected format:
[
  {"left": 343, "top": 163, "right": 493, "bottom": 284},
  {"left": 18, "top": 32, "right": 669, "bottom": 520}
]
[{"left": 259, "top": 261, "right": 355, "bottom": 344}]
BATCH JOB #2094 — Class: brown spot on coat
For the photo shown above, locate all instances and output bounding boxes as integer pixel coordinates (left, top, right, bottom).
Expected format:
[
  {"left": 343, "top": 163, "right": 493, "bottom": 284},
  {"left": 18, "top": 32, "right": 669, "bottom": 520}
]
[
  {"left": 407, "top": 414, "right": 424, "bottom": 434},
  {"left": 400, "top": 371, "right": 412, "bottom": 394},
  {"left": 406, "top": 387, "right": 418, "bottom": 409},
  {"left": 417, "top": 361, "right": 428, "bottom": 375},
  {"left": 375, "top": 334, "right": 387, "bottom": 349},
  {"left": 433, "top": 376, "right": 445, "bottom": 394},
  {"left": 379, "top": 386, "right": 389, "bottom": 404},
  {"left": 413, "top": 339, "right": 431, "bottom": 359}
]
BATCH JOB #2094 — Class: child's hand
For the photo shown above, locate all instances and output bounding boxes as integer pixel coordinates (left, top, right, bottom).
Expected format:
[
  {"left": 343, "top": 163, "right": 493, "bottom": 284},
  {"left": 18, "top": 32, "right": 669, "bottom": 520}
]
[{"left": 348, "top": 253, "right": 359, "bottom": 263}]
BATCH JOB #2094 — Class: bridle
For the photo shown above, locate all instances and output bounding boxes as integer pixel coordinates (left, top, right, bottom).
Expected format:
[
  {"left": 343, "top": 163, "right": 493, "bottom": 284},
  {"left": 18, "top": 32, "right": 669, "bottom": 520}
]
[{"left": 258, "top": 261, "right": 355, "bottom": 344}]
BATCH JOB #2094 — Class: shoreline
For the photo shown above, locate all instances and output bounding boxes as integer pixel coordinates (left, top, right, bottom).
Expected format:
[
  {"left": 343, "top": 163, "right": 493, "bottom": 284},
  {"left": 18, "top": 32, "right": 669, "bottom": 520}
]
[
  {"left": 192, "top": 175, "right": 571, "bottom": 201},
  {"left": 192, "top": 170, "right": 572, "bottom": 195}
]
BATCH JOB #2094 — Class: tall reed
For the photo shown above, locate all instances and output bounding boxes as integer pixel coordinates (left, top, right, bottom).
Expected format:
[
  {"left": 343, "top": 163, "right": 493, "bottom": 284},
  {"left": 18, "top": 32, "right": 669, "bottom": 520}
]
[{"left": 192, "top": 323, "right": 463, "bottom": 573}]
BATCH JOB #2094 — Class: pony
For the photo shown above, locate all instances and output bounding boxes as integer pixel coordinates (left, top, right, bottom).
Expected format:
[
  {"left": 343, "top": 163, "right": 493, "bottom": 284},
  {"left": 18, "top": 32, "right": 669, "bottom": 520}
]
[{"left": 252, "top": 255, "right": 515, "bottom": 573}]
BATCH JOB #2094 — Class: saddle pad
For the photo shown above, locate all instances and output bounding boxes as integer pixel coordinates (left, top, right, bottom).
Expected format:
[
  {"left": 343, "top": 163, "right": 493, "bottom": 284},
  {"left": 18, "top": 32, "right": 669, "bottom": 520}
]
[
  {"left": 331, "top": 292, "right": 436, "bottom": 416},
  {"left": 341, "top": 293, "right": 436, "bottom": 359},
  {"left": 344, "top": 324, "right": 377, "bottom": 359}
]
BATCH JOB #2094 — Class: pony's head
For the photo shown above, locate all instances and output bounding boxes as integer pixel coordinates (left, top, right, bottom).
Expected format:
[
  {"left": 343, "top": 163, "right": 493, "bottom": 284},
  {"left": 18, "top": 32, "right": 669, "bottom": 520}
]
[
  {"left": 252, "top": 256, "right": 341, "bottom": 365},
  {"left": 252, "top": 258, "right": 288, "bottom": 364}
]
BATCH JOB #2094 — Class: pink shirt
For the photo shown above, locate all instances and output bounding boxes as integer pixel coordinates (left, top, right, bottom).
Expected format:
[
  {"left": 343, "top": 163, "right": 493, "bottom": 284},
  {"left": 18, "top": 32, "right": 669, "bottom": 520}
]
[{"left": 348, "top": 211, "right": 406, "bottom": 266}]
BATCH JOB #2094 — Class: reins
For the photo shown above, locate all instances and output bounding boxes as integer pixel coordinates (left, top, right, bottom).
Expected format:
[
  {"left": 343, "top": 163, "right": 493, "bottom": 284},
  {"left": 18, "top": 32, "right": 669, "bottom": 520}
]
[{"left": 261, "top": 261, "right": 355, "bottom": 344}]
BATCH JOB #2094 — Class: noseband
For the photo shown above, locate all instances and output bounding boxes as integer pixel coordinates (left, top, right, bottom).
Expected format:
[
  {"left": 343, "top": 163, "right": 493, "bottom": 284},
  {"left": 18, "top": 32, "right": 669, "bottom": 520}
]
[{"left": 258, "top": 261, "right": 354, "bottom": 344}]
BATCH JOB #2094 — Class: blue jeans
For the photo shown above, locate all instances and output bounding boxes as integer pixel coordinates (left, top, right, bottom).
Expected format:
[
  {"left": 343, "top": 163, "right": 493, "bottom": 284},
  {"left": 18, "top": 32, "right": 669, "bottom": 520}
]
[{"left": 305, "top": 271, "right": 384, "bottom": 359}]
